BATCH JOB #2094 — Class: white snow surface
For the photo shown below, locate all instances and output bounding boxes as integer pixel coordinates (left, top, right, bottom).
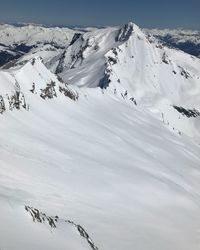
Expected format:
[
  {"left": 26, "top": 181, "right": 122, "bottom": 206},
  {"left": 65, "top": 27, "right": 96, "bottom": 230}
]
[
  {"left": 60, "top": 22, "right": 200, "bottom": 140},
  {"left": 0, "top": 24, "right": 77, "bottom": 47},
  {"left": 0, "top": 22, "right": 200, "bottom": 250}
]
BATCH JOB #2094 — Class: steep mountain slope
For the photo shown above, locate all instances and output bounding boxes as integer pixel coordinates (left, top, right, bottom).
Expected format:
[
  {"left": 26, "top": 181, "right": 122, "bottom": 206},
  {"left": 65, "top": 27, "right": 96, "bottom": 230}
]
[
  {"left": 1, "top": 22, "right": 200, "bottom": 250},
  {"left": 105, "top": 24, "right": 200, "bottom": 139},
  {"left": 58, "top": 22, "right": 200, "bottom": 140},
  {"left": 58, "top": 26, "right": 122, "bottom": 86}
]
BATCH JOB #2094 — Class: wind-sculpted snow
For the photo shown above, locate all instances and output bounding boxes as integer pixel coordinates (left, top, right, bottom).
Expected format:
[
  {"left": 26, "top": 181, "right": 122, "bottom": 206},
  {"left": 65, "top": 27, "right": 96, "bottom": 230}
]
[
  {"left": 1, "top": 22, "right": 200, "bottom": 250},
  {"left": 1, "top": 82, "right": 200, "bottom": 249}
]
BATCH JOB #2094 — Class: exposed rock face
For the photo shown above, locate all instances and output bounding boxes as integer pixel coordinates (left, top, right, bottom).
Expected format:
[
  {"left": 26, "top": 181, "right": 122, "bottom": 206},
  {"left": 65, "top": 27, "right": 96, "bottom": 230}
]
[
  {"left": 162, "top": 52, "right": 171, "bottom": 64},
  {"left": 55, "top": 51, "right": 66, "bottom": 74},
  {"left": 178, "top": 66, "right": 191, "bottom": 79},
  {"left": 0, "top": 95, "right": 6, "bottom": 114},
  {"left": 25, "top": 206, "right": 99, "bottom": 250},
  {"left": 99, "top": 67, "right": 112, "bottom": 89},
  {"left": 173, "top": 106, "right": 200, "bottom": 118},
  {"left": 116, "top": 22, "right": 134, "bottom": 42},
  {"left": 40, "top": 81, "right": 57, "bottom": 100},
  {"left": 70, "top": 33, "right": 82, "bottom": 46},
  {"left": 0, "top": 57, "right": 79, "bottom": 116}
]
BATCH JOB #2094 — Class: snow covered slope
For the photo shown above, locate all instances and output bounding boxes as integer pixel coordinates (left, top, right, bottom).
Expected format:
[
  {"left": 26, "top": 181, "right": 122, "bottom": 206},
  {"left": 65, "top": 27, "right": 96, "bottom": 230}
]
[
  {"left": 1, "top": 22, "right": 200, "bottom": 250},
  {"left": 59, "top": 22, "right": 200, "bottom": 140},
  {"left": 57, "top": 26, "right": 122, "bottom": 85}
]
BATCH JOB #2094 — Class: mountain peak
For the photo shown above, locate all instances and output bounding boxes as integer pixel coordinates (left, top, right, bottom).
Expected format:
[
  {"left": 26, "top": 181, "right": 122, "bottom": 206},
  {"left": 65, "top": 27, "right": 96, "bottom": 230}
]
[
  {"left": 116, "top": 22, "right": 141, "bottom": 42},
  {"left": 1, "top": 21, "right": 200, "bottom": 250}
]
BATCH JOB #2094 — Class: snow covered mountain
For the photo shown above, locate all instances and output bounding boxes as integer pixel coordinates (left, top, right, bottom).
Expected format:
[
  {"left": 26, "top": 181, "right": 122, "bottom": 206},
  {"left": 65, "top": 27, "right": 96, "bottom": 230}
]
[
  {"left": 57, "top": 22, "right": 200, "bottom": 140},
  {"left": 0, "top": 23, "right": 80, "bottom": 69},
  {"left": 145, "top": 28, "right": 200, "bottom": 58},
  {"left": 1, "top": 22, "right": 200, "bottom": 250},
  {"left": 0, "top": 23, "right": 77, "bottom": 47}
]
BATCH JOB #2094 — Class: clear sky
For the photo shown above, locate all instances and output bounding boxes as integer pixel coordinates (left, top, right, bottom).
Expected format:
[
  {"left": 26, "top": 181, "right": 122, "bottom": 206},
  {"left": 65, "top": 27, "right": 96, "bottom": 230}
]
[{"left": 0, "top": 0, "right": 199, "bottom": 29}]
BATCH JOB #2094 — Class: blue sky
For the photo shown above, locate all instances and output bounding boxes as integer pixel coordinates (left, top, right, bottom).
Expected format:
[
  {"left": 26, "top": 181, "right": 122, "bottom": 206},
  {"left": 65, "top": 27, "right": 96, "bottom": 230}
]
[{"left": 0, "top": 0, "right": 199, "bottom": 29}]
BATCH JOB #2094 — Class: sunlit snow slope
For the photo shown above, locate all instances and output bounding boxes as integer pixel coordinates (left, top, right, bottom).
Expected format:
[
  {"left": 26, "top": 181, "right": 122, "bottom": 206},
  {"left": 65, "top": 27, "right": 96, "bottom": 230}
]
[
  {"left": 59, "top": 22, "right": 200, "bottom": 140},
  {"left": 0, "top": 22, "right": 200, "bottom": 250}
]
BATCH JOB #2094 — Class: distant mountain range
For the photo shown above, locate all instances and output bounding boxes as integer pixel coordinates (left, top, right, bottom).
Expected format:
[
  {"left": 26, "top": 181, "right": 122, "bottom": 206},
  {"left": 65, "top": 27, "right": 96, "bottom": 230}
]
[
  {"left": 0, "top": 24, "right": 199, "bottom": 69},
  {"left": 145, "top": 28, "right": 200, "bottom": 58}
]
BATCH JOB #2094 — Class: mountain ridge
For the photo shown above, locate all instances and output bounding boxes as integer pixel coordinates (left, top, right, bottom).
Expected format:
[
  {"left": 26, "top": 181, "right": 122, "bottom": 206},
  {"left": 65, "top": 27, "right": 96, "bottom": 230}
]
[{"left": 1, "top": 21, "right": 200, "bottom": 250}]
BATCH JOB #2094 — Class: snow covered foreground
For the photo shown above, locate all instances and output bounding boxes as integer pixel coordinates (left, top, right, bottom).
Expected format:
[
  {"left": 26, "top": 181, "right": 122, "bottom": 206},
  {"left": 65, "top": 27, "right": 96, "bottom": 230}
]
[{"left": 0, "top": 22, "right": 200, "bottom": 250}]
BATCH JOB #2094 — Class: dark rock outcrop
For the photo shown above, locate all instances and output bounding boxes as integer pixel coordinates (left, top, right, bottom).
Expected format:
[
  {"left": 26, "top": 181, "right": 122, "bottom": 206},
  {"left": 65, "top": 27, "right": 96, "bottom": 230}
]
[
  {"left": 25, "top": 206, "right": 99, "bottom": 250},
  {"left": 116, "top": 23, "right": 134, "bottom": 42}
]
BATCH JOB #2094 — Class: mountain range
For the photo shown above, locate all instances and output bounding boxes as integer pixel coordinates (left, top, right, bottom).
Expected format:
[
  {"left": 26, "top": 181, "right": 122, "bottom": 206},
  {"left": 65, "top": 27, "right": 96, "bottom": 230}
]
[{"left": 0, "top": 22, "right": 200, "bottom": 250}]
